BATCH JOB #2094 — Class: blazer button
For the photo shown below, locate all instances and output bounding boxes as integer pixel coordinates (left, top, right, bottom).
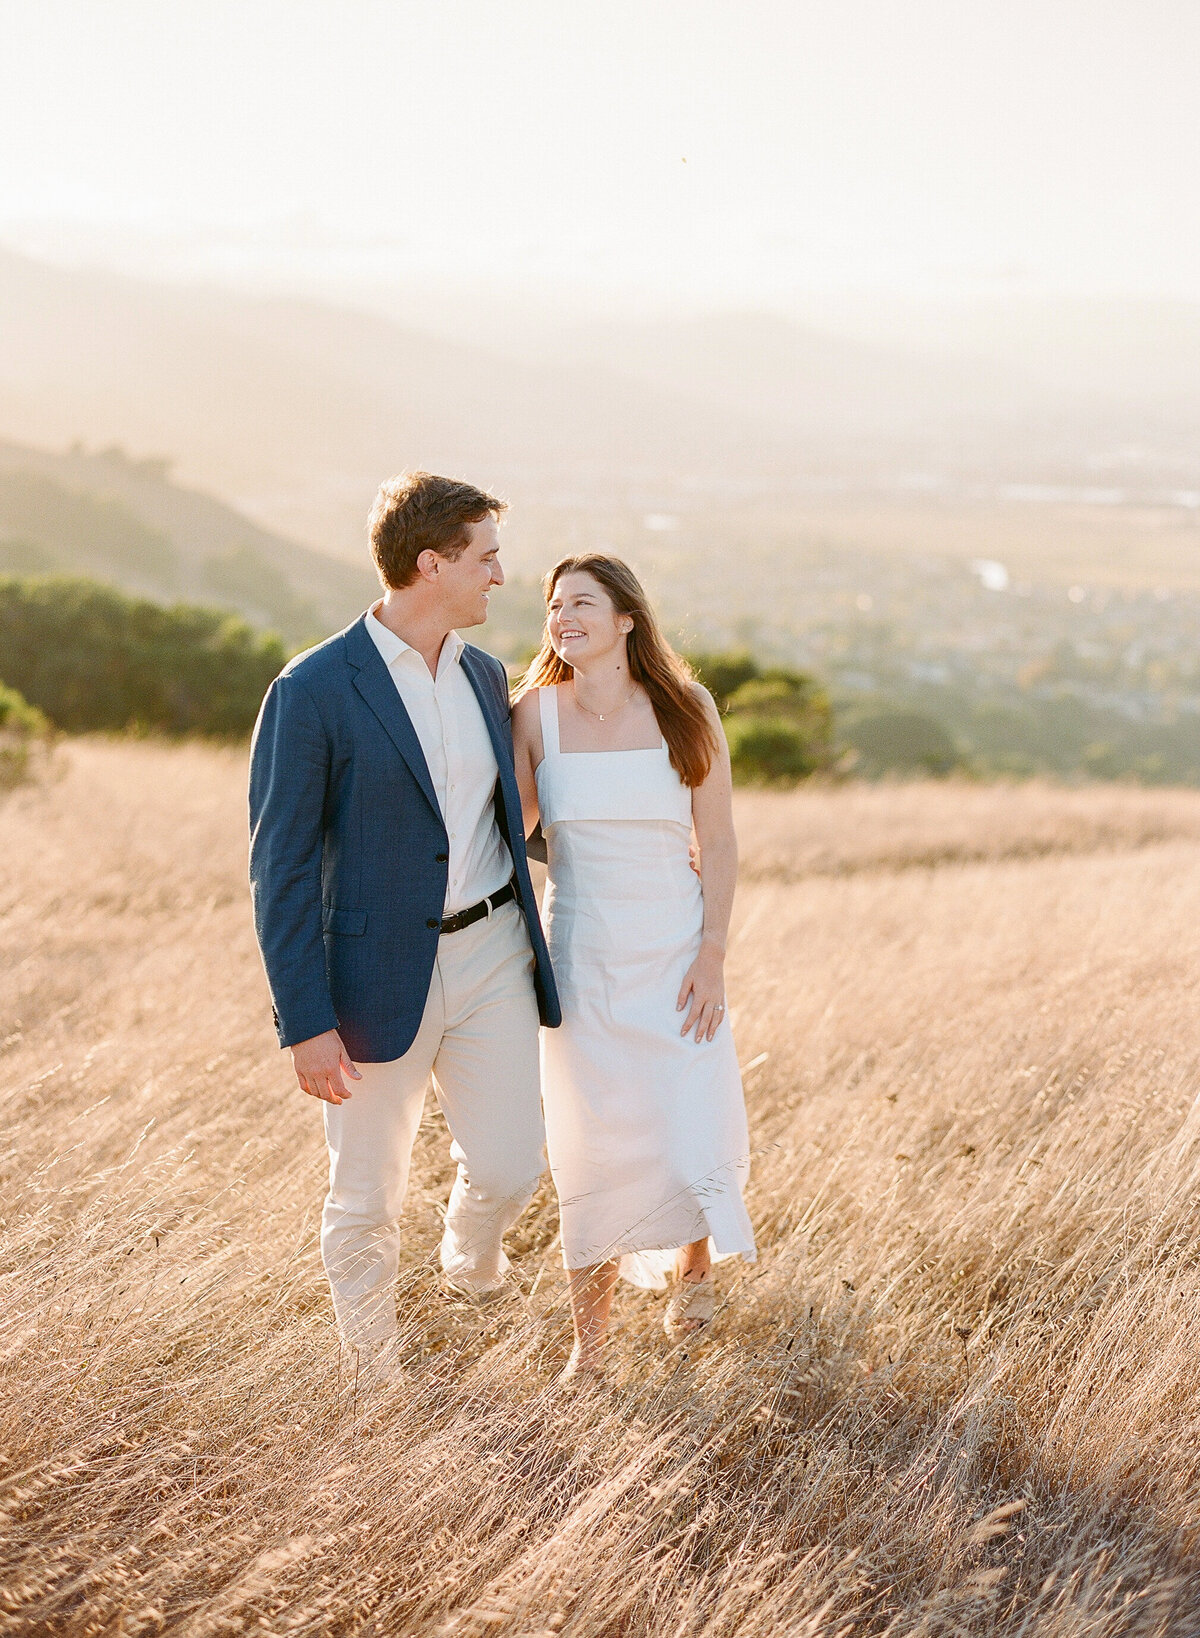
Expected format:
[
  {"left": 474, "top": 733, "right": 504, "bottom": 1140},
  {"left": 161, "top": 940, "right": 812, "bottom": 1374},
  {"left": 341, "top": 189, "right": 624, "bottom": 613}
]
[
  {"left": 435, "top": 852, "right": 448, "bottom": 863},
  {"left": 426, "top": 917, "right": 440, "bottom": 929}
]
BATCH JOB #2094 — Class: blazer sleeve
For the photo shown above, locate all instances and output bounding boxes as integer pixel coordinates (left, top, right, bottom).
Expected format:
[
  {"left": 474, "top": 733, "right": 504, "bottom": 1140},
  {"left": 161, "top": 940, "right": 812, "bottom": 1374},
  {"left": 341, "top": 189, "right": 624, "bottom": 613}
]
[{"left": 248, "top": 671, "right": 340, "bottom": 1049}]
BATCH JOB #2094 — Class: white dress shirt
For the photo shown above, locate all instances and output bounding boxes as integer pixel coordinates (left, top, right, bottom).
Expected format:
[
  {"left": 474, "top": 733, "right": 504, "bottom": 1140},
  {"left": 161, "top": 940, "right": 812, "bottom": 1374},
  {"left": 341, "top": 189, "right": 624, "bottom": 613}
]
[{"left": 365, "top": 606, "right": 513, "bottom": 915}]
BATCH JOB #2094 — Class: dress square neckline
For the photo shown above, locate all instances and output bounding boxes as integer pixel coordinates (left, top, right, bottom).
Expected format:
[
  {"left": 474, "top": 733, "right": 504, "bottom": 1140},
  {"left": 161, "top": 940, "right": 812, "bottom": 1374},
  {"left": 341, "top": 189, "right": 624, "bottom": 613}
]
[{"left": 541, "top": 683, "right": 666, "bottom": 759}]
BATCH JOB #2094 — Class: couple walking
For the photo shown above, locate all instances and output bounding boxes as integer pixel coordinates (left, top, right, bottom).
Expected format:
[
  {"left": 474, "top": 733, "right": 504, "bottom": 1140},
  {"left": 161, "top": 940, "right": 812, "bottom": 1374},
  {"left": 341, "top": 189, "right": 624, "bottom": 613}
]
[{"left": 249, "top": 471, "right": 756, "bottom": 1383}]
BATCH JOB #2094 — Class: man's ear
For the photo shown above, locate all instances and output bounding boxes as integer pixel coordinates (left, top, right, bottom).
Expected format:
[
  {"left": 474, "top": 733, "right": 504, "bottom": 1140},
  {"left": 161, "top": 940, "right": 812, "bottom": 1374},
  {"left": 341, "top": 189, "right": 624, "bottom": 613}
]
[{"left": 415, "top": 548, "right": 442, "bottom": 582}]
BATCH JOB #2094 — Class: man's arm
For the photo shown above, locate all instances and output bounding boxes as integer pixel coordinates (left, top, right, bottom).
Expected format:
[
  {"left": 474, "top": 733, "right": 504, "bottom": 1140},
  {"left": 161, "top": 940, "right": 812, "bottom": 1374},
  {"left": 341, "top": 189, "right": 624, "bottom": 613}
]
[{"left": 249, "top": 672, "right": 359, "bottom": 1101}]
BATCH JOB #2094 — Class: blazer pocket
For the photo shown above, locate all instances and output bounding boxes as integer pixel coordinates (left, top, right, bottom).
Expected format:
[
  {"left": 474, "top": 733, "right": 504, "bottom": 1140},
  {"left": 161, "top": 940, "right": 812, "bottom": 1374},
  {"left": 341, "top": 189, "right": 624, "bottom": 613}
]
[{"left": 322, "top": 906, "right": 368, "bottom": 935}]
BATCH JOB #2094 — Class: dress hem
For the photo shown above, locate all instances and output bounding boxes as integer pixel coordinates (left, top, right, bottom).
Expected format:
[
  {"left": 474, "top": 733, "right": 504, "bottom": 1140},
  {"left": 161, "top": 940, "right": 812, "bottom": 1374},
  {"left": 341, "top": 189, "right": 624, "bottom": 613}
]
[{"left": 563, "top": 1234, "right": 757, "bottom": 1274}]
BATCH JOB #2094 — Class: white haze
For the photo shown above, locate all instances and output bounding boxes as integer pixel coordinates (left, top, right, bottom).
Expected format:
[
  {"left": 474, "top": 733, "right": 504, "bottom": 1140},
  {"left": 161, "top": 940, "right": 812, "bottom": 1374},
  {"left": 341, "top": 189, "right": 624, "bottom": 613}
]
[{"left": 3, "top": 0, "right": 1200, "bottom": 311}]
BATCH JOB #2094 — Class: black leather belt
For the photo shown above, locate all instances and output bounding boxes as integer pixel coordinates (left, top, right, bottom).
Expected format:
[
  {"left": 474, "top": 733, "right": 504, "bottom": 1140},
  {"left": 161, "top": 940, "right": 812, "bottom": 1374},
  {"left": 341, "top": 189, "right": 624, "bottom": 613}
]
[{"left": 439, "top": 880, "right": 517, "bottom": 936}]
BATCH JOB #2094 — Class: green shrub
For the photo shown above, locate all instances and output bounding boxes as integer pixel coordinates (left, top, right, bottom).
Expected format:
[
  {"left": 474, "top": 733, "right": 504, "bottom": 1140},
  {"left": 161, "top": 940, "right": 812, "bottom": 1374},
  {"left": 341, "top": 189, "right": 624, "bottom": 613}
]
[
  {"left": 841, "top": 709, "right": 961, "bottom": 777},
  {"left": 686, "top": 649, "right": 835, "bottom": 785},
  {"left": 686, "top": 650, "right": 760, "bottom": 712},
  {"left": 0, "top": 681, "right": 52, "bottom": 788},
  {"left": 725, "top": 716, "right": 825, "bottom": 783},
  {"left": 0, "top": 576, "right": 286, "bottom": 737}
]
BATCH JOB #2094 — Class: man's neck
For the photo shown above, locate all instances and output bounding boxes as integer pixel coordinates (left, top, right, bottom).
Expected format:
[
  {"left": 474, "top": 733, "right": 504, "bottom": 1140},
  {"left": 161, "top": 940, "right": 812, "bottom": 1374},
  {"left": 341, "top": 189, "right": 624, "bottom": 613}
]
[{"left": 374, "top": 591, "right": 454, "bottom": 678}]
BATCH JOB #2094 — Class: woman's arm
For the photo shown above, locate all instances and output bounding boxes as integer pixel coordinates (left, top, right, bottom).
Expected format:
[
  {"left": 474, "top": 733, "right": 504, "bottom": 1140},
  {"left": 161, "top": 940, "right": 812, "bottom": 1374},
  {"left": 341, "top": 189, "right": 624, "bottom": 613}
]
[
  {"left": 677, "top": 687, "right": 738, "bottom": 1043},
  {"left": 510, "top": 689, "right": 544, "bottom": 839}
]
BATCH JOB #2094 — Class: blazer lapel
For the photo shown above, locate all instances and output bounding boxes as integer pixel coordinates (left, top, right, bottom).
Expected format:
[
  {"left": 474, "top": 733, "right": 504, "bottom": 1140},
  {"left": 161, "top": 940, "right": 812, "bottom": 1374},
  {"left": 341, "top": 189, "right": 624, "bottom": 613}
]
[{"left": 344, "top": 617, "right": 443, "bottom": 823}]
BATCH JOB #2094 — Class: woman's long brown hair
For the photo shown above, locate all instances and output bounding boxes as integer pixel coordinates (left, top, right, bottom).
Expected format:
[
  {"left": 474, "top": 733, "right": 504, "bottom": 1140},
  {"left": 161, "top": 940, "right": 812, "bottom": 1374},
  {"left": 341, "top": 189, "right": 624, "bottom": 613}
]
[{"left": 519, "top": 554, "right": 719, "bottom": 789}]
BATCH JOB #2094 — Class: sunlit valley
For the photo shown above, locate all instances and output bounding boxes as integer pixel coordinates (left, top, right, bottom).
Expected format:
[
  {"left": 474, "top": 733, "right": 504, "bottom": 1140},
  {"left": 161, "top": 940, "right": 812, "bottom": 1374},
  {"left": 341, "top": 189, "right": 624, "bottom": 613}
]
[{"left": 3, "top": 241, "right": 1200, "bottom": 779}]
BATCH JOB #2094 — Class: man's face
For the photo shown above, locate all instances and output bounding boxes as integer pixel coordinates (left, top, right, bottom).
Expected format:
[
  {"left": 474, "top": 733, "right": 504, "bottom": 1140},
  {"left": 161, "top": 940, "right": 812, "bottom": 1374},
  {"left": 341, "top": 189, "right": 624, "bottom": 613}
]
[{"left": 430, "top": 513, "right": 504, "bottom": 628}]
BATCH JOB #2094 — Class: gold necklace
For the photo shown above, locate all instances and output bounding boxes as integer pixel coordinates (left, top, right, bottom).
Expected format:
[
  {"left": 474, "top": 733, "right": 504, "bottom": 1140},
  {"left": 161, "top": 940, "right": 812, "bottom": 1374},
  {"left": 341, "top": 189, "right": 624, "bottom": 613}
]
[{"left": 572, "top": 679, "right": 637, "bottom": 723}]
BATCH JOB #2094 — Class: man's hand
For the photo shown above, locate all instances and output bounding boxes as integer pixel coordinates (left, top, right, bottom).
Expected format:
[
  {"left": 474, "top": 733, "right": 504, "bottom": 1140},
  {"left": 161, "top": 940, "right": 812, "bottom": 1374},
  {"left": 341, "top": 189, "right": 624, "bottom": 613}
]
[{"left": 290, "top": 1029, "right": 362, "bottom": 1105}]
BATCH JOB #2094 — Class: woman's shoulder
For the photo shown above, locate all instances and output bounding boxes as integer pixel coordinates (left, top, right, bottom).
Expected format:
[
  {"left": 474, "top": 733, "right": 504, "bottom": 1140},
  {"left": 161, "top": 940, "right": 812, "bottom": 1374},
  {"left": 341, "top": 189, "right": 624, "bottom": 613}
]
[
  {"left": 511, "top": 687, "right": 546, "bottom": 745},
  {"left": 686, "top": 679, "right": 721, "bottom": 719},
  {"left": 512, "top": 686, "right": 544, "bottom": 718}
]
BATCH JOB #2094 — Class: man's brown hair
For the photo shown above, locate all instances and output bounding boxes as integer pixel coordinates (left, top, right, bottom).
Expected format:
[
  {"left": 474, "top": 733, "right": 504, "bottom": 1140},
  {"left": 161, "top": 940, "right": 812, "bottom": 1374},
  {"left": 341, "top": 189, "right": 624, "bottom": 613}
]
[{"left": 368, "top": 471, "right": 507, "bottom": 590}]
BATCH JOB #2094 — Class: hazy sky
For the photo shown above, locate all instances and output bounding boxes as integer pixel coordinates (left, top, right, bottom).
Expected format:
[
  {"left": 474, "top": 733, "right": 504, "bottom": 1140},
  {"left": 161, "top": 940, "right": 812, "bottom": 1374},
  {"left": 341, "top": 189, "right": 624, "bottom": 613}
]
[{"left": 2, "top": 0, "right": 1199, "bottom": 304}]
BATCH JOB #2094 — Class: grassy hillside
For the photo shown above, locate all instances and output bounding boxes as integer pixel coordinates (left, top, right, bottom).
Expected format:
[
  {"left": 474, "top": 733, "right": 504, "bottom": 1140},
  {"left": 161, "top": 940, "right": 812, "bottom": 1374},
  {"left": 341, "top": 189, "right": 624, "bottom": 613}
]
[
  {"left": 4, "top": 743, "right": 1200, "bottom": 1633},
  {"left": 0, "top": 442, "right": 550, "bottom": 663},
  {"left": 0, "top": 440, "right": 376, "bottom": 644}
]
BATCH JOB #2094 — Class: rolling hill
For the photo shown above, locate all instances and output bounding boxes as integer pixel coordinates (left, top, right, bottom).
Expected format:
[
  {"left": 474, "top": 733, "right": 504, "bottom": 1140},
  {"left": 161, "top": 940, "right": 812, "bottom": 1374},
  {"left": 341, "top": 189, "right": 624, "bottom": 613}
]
[
  {"left": 0, "top": 246, "right": 799, "bottom": 555},
  {"left": 6, "top": 240, "right": 1200, "bottom": 599},
  {"left": 0, "top": 439, "right": 375, "bottom": 644}
]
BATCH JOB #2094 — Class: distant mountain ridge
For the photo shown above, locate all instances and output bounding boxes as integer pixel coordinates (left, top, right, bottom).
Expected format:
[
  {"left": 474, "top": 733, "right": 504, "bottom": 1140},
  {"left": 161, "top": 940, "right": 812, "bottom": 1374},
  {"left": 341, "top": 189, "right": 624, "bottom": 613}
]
[
  {"left": 0, "top": 245, "right": 799, "bottom": 554},
  {"left": 4, "top": 243, "right": 1200, "bottom": 560}
]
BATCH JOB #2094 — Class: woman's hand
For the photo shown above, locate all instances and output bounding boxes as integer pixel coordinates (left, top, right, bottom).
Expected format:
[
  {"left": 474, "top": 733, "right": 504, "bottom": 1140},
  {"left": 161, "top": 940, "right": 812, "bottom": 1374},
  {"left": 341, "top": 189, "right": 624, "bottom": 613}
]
[{"left": 676, "top": 941, "right": 727, "bottom": 1043}]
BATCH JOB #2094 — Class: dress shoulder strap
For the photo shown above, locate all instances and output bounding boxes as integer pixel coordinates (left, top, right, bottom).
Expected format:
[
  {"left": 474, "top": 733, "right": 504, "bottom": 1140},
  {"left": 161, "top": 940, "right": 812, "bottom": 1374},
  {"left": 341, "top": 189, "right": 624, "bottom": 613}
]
[{"left": 538, "top": 685, "right": 561, "bottom": 756}]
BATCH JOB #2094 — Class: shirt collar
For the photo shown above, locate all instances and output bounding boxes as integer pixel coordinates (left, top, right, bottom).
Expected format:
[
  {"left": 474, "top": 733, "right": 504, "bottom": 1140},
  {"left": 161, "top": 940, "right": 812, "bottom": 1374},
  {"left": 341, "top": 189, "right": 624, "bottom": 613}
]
[{"left": 365, "top": 604, "right": 465, "bottom": 672}]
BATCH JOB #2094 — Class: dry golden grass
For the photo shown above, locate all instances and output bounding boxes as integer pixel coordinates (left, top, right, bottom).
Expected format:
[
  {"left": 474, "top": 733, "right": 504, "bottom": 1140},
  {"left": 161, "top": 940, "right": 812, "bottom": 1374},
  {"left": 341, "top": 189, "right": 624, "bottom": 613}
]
[
  {"left": 4, "top": 741, "right": 1200, "bottom": 1635},
  {"left": 733, "top": 778, "right": 1200, "bottom": 882}
]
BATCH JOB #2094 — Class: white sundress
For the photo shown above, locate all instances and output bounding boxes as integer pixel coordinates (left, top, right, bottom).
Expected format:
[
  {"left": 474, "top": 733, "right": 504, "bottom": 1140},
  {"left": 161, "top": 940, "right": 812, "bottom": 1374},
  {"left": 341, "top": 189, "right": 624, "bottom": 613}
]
[{"left": 535, "top": 685, "right": 757, "bottom": 1288}]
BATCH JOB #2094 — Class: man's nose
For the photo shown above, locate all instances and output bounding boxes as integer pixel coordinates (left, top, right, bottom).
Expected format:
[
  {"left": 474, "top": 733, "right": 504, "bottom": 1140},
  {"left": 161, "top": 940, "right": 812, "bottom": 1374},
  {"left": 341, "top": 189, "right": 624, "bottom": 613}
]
[{"left": 491, "top": 562, "right": 505, "bottom": 586}]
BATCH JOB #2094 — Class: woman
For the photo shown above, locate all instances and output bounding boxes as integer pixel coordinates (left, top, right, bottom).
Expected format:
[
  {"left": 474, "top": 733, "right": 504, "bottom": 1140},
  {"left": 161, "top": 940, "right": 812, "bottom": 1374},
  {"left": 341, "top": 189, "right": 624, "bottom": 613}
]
[{"left": 512, "top": 554, "right": 756, "bottom": 1381}]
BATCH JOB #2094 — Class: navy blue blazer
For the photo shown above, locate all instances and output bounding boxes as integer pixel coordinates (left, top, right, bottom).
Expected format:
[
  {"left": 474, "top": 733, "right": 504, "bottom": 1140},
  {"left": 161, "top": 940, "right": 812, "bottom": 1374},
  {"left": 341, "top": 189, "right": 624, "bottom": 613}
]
[{"left": 248, "top": 614, "right": 560, "bottom": 1063}]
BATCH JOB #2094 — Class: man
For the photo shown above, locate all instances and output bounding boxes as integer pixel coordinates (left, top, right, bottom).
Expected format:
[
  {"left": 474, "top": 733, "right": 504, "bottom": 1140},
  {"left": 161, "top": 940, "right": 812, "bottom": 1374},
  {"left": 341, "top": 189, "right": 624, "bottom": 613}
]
[{"left": 248, "top": 471, "right": 559, "bottom": 1374}]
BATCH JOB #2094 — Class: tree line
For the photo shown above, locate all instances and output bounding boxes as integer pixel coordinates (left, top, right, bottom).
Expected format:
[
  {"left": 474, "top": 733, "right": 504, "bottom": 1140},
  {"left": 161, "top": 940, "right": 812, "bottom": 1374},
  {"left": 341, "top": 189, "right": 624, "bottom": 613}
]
[
  {"left": 0, "top": 577, "right": 286, "bottom": 738},
  {"left": 0, "top": 575, "right": 841, "bottom": 784}
]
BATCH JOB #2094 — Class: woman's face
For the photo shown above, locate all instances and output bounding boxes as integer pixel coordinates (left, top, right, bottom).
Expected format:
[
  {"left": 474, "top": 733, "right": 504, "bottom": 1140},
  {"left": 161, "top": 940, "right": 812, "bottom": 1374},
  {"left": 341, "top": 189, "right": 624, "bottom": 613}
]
[{"left": 546, "top": 572, "right": 632, "bottom": 665}]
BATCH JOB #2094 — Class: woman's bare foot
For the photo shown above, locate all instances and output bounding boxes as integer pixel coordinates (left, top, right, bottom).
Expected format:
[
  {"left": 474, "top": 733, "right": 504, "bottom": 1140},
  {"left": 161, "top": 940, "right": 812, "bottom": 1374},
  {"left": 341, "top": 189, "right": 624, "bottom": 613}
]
[
  {"left": 560, "top": 1259, "right": 618, "bottom": 1385},
  {"left": 665, "top": 1272, "right": 715, "bottom": 1339},
  {"left": 557, "top": 1344, "right": 606, "bottom": 1385},
  {"left": 666, "top": 1242, "right": 714, "bottom": 1337}
]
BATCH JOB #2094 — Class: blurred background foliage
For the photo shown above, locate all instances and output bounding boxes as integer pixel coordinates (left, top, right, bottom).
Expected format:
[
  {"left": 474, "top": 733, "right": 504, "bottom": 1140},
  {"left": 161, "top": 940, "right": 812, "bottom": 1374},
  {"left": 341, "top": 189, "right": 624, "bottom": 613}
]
[
  {"left": 686, "top": 650, "right": 836, "bottom": 784},
  {"left": 0, "top": 577, "right": 285, "bottom": 739},
  {"left": 4, "top": 558, "right": 1200, "bottom": 788},
  {"left": 0, "top": 678, "right": 52, "bottom": 788},
  {"left": 0, "top": 444, "right": 1198, "bottom": 786}
]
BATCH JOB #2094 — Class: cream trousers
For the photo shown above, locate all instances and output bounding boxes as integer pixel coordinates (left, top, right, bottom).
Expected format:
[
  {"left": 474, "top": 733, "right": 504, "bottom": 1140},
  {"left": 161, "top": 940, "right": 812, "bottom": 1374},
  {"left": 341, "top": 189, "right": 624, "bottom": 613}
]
[{"left": 320, "top": 898, "right": 544, "bottom": 1348}]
